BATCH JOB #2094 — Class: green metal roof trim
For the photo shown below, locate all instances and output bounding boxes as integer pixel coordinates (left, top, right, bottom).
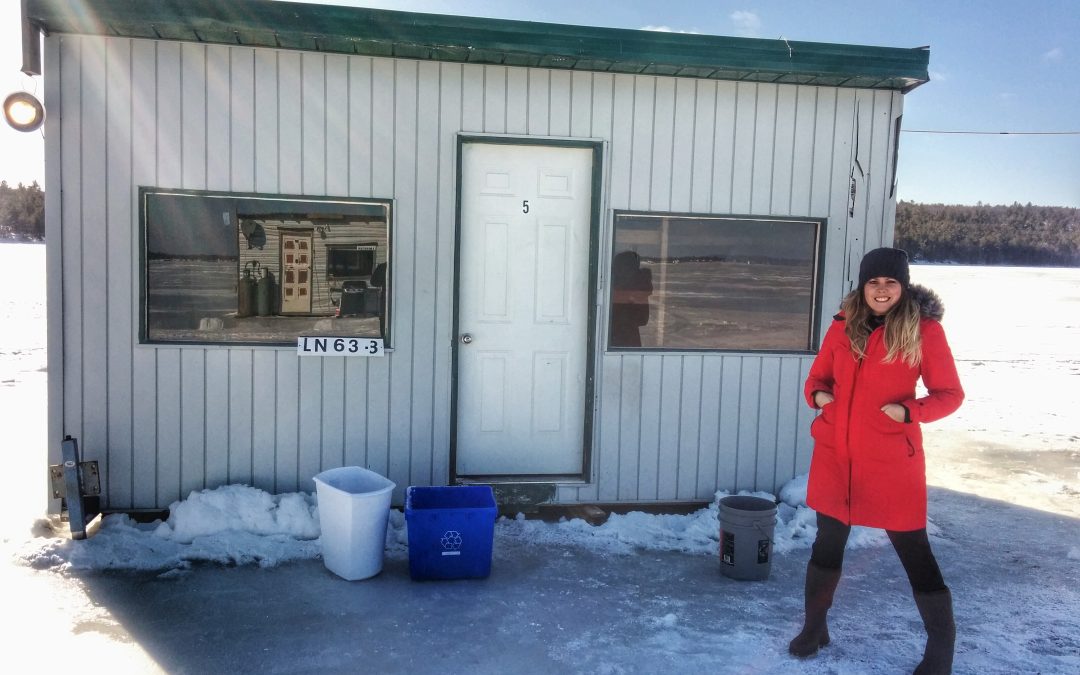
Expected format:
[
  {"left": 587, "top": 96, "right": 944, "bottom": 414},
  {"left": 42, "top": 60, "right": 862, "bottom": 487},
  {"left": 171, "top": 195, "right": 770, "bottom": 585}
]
[{"left": 25, "top": 0, "right": 929, "bottom": 91}]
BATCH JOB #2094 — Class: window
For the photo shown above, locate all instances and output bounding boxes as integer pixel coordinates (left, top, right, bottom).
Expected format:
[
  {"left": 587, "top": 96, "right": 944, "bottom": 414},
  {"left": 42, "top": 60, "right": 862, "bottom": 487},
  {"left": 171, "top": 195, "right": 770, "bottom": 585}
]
[
  {"left": 608, "top": 212, "right": 822, "bottom": 351},
  {"left": 141, "top": 189, "right": 391, "bottom": 345},
  {"left": 327, "top": 245, "right": 377, "bottom": 279}
]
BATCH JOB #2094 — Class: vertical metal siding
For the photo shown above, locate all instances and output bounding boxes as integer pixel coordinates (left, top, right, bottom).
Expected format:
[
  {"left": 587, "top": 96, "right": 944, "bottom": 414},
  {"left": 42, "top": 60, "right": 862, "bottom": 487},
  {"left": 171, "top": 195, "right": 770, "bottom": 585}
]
[
  {"left": 413, "top": 60, "right": 441, "bottom": 490},
  {"left": 81, "top": 37, "right": 108, "bottom": 509},
  {"left": 50, "top": 35, "right": 901, "bottom": 509},
  {"left": 105, "top": 38, "right": 134, "bottom": 508},
  {"left": 130, "top": 39, "right": 158, "bottom": 508},
  {"left": 59, "top": 36, "right": 83, "bottom": 483},
  {"left": 431, "top": 63, "right": 462, "bottom": 491}
]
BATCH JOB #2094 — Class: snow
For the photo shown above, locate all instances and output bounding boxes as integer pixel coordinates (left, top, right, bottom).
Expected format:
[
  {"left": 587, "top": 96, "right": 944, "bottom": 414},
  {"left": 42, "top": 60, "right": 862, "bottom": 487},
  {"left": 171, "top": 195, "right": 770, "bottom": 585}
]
[
  {"left": 155, "top": 485, "right": 321, "bottom": 543},
  {"left": 2, "top": 245, "right": 1079, "bottom": 674},
  {"left": 16, "top": 477, "right": 905, "bottom": 574},
  {"left": 10, "top": 482, "right": 822, "bottom": 571}
]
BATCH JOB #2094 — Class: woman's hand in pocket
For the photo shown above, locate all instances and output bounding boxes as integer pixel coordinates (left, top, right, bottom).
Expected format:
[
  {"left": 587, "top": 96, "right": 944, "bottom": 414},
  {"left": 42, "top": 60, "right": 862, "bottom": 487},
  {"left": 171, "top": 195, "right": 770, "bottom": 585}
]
[
  {"left": 880, "top": 403, "right": 906, "bottom": 423},
  {"left": 813, "top": 391, "right": 835, "bottom": 408}
]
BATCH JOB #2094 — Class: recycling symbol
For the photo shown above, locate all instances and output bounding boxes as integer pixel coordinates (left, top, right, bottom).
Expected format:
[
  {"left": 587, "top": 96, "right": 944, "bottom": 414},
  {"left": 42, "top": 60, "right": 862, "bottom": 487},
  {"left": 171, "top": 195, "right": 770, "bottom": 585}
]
[{"left": 440, "top": 530, "right": 463, "bottom": 551}]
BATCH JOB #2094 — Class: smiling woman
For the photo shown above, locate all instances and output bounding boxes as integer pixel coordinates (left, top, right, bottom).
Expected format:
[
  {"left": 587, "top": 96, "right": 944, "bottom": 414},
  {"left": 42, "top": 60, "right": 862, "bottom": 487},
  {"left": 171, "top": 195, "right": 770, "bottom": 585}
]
[{"left": 792, "top": 246, "right": 965, "bottom": 670}]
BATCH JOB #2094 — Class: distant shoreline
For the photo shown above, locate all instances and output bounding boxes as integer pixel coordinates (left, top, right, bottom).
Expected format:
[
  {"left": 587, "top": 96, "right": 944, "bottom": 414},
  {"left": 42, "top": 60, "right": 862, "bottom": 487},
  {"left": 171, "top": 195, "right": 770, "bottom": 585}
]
[{"left": 912, "top": 260, "right": 1080, "bottom": 270}]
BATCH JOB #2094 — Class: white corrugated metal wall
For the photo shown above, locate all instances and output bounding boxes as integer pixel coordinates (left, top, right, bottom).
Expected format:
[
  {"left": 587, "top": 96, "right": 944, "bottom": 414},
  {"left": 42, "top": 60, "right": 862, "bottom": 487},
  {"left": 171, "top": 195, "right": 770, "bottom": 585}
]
[{"left": 44, "top": 35, "right": 901, "bottom": 509}]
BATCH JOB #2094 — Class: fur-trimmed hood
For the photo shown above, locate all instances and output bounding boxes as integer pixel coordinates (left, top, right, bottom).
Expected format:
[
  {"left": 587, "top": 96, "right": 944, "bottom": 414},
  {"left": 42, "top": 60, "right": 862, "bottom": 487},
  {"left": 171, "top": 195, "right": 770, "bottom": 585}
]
[
  {"left": 908, "top": 283, "right": 945, "bottom": 321},
  {"left": 837, "top": 283, "right": 945, "bottom": 321}
]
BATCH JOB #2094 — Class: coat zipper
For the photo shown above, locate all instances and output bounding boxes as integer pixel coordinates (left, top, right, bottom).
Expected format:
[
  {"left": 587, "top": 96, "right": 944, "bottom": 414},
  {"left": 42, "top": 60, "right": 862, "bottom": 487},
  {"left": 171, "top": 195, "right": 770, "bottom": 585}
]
[
  {"left": 846, "top": 326, "right": 881, "bottom": 523},
  {"left": 846, "top": 356, "right": 863, "bottom": 524}
]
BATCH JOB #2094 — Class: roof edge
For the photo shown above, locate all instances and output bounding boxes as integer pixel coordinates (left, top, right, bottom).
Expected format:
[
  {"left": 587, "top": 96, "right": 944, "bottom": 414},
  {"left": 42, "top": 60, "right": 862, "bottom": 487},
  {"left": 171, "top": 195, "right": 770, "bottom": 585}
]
[{"left": 25, "top": 0, "right": 930, "bottom": 91}]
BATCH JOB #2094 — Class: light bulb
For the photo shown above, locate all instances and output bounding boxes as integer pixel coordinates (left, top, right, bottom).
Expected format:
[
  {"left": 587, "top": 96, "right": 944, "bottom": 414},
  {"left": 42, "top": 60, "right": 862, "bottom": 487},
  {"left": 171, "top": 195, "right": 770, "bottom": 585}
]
[{"left": 3, "top": 92, "right": 45, "bottom": 132}]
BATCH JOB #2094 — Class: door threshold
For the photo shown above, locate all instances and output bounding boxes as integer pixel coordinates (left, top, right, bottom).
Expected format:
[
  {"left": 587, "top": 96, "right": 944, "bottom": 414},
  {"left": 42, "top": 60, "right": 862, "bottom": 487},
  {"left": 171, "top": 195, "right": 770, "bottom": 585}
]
[{"left": 452, "top": 477, "right": 583, "bottom": 514}]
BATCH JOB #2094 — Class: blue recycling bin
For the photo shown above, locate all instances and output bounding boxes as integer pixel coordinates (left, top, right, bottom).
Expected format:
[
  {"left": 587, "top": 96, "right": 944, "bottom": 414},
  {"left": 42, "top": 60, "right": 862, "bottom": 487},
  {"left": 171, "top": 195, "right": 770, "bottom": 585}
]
[{"left": 405, "top": 485, "right": 497, "bottom": 580}]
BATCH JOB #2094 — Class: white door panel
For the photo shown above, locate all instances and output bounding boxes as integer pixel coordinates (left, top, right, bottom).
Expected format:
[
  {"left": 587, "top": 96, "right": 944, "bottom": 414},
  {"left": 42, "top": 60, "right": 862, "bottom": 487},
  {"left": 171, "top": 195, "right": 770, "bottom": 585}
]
[{"left": 457, "top": 143, "right": 593, "bottom": 476}]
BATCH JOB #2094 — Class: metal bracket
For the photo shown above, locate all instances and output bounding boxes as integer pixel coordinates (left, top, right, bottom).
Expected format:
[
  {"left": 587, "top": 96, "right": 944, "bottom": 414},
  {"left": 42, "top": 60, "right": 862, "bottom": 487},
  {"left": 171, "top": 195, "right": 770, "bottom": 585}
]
[
  {"left": 49, "top": 462, "right": 100, "bottom": 500},
  {"left": 47, "top": 436, "right": 101, "bottom": 539}
]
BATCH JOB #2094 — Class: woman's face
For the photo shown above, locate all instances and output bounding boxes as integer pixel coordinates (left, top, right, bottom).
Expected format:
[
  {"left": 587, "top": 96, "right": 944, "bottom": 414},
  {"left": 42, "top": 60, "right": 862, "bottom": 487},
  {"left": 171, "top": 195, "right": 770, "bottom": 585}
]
[{"left": 863, "top": 277, "right": 903, "bottom": 315}]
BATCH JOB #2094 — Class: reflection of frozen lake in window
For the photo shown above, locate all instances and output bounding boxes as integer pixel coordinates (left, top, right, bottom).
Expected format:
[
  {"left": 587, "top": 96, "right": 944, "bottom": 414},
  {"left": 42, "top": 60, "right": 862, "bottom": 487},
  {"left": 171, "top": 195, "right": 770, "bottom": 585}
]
[
  {"left": 147, "top": 252, "right": 384, "bottom": 341},
  {"left": 146, "top": 258, "right": 381, "bottom": 342},
  {"left": 635, "top": 260, "right": 813, "bottom": 350},
  {"left": 610, "top": 212, "right": 819, "bottom": 351}
]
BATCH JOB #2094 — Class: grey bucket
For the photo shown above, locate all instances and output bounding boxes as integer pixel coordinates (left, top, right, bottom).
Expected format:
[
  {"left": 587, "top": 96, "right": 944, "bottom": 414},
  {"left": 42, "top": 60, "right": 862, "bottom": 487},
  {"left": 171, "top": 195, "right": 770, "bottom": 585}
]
[{"left": 718, "top": 495, "right": 777, "bottom": 581}]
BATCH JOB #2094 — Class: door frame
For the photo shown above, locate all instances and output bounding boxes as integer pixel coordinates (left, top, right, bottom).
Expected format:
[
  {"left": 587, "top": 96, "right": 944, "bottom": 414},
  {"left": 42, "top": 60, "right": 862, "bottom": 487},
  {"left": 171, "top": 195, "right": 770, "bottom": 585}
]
[{"left": 450, "top": 135, "right": 605, "bottom": 483}]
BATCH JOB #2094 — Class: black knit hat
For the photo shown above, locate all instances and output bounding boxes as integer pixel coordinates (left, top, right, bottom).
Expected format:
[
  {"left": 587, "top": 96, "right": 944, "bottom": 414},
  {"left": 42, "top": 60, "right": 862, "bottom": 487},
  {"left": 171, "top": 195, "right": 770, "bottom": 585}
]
[{"left": 858, "top": 247, "right": 910, "bottom": 288}]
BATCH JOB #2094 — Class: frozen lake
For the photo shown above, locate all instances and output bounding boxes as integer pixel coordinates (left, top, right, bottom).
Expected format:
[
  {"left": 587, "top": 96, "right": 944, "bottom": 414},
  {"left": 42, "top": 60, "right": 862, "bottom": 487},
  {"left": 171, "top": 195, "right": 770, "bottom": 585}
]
[{"left": 909, "top": 264, "right": 1080, "bottom": 519}]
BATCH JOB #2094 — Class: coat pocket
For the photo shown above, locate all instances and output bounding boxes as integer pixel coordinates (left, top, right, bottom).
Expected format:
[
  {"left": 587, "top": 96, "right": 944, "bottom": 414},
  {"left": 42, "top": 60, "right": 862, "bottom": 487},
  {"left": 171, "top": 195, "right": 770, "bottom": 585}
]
[
  {"left": 810, "top": 403, "right": 837, "bottom": 446},
  {"left": 866, "top": 412, "right": 917, "bottom": 461}
]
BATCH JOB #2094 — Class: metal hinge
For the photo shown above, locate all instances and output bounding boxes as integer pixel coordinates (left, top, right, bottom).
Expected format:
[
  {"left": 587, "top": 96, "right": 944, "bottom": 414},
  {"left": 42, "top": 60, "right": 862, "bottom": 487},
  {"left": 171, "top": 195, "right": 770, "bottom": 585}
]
[{"left": 48, "top": 461, "right": 100, "bottom": 500}]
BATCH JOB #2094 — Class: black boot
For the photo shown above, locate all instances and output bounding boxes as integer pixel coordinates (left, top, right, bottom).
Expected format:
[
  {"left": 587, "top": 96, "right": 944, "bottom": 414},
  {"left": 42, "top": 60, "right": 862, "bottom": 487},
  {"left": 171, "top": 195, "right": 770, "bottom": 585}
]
[
  {"left": 789, "top": 561, "right": 842, "bottom": 657},
  {"left": 912, "top": 588, "right": 955, "bottom": 675}
]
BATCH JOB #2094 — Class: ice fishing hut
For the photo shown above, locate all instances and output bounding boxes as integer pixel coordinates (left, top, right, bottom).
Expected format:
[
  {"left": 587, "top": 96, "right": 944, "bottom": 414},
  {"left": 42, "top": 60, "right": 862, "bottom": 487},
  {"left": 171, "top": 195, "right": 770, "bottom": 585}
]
[{"left": 23, "top": 0, "right": 928, "bottom": 512}]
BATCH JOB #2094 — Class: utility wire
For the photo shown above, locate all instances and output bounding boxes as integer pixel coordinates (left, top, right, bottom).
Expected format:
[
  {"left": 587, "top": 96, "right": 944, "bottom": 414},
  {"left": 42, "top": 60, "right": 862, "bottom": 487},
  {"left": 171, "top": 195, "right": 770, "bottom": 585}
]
[{"left": 902, "top": 129, "right": 1080, "bottom": 135}]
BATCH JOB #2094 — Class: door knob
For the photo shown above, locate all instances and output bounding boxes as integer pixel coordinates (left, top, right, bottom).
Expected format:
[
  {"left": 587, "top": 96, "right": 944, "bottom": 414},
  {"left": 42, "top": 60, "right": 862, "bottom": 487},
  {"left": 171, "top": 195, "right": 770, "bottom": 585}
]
[{"left": 460, "top": 333, "right": 473, "bottom": 344}]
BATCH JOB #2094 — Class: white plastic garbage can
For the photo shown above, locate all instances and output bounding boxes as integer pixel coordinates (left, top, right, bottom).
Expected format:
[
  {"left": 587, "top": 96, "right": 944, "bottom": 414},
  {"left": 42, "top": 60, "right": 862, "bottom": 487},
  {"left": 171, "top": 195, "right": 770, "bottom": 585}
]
[{"left": 313, "top": 467, "right": 396, "bottom": 581}]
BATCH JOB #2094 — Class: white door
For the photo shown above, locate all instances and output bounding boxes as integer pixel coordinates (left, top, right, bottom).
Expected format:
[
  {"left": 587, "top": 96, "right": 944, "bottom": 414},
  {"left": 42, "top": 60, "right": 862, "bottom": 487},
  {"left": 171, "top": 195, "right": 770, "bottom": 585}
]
[{"left": 456, "top": 143, "right": 594, "bottom": 476}]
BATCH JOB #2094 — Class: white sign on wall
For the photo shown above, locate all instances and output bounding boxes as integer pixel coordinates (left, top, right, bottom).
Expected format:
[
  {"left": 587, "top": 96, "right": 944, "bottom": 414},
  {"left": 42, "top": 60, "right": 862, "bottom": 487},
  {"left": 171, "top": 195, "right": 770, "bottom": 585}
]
[{"left": 296, "top": 337, "right": 384, "bottom": 356}]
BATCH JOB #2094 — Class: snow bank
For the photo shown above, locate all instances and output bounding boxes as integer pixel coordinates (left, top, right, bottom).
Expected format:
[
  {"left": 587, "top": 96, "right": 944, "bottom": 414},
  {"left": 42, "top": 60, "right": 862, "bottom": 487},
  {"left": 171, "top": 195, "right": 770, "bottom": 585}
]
[
  {"left": 500, "top": 479, "right": 887, "bottom": 556},
  {"left": 155, "top": 485, "right": 320, "bottom": 543},
  {"left": 18, "top": 475, "right": 893, "bottom": 573},
  {"left": 21, "top": 485, "right": 326, "bottom": 573}
]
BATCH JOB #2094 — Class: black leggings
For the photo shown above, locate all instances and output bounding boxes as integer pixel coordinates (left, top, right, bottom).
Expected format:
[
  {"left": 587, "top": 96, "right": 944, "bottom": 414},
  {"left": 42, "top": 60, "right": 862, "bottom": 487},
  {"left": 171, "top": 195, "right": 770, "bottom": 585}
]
[{"left": 810, "top": 512, "right": 946, "bottom": 593}]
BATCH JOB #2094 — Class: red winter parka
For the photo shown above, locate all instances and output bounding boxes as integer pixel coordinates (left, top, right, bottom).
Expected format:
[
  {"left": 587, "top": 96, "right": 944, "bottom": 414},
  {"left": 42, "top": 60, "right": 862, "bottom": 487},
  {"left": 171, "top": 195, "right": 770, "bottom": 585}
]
[{"left": 804, "top": 285, "right": 964, "bottom": 531}]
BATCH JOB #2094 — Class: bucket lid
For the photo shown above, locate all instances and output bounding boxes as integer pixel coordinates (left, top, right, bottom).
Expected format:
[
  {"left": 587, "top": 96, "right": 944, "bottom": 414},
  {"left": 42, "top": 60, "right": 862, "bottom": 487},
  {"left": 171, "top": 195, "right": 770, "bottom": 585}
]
[{"left": 718, "top": 495, "right": 776, "bottom": 513}]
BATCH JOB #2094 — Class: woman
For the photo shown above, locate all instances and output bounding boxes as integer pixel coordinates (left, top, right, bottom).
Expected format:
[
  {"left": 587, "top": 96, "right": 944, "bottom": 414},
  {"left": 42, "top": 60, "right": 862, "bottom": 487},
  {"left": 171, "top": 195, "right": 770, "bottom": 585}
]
[{"left": 789, "top": 248, "right": 964, "bottom": 674}]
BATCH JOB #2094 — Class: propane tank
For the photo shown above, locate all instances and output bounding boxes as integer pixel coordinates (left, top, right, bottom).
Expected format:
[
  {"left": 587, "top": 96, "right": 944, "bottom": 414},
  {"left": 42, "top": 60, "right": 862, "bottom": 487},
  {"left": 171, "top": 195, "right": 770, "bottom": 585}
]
[
  {"left": 237, "top": 261, "right": 258, "bottom": 318},
  {"left": 257, "top": 267, "right": 275, "bottom": 316}
]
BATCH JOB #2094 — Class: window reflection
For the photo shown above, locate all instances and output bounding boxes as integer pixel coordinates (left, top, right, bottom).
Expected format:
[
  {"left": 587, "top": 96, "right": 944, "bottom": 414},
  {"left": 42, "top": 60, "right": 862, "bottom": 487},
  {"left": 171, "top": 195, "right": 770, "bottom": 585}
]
[
  {"left": 143, "top": 190, "right": 391, "bottom": 345},
  {"left": 609, "top": 213, "right": 820, "bottom": 351},
  {"left": 610, "top": 250, "right": 653, "bottom": 347}
]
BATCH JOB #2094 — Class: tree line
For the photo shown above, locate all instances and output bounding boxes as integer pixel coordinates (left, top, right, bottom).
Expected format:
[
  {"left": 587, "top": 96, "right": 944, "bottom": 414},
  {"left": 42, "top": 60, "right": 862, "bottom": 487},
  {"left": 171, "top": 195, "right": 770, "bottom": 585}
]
[
  {"left": 895, "top": 200, "right": 1080, "bottom": 266},
  {"left": 0, "top": 181, "right": 45, "bottom": 241}
]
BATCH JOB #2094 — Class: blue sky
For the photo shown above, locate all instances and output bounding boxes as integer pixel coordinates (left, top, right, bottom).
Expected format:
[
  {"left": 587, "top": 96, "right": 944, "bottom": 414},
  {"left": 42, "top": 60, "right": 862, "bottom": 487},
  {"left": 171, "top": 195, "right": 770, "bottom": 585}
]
[{"left": 2, "top": 0, "right": 1077, "bottom": 207}]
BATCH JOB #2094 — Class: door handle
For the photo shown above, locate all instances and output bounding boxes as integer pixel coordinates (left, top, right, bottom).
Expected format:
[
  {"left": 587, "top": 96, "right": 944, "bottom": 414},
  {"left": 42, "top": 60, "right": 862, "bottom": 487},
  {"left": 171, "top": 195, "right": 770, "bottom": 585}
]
[{"left": 460, "top": 333, "right": 473, "bottom": 344}]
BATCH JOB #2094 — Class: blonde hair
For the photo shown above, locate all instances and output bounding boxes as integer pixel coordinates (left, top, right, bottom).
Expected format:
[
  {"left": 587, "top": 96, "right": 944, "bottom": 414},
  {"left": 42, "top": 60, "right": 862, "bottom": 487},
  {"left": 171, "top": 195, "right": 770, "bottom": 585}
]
[{"left": 841, "top": 289, "right": 922, "bottom": 366}]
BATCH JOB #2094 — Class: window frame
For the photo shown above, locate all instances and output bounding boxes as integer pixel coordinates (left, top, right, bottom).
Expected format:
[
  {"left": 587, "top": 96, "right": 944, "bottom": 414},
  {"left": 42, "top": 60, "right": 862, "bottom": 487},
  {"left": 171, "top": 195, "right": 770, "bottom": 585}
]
[
  {"left": 606, "top": 209, "right": 827, "bottom": 355},
  {"left": 325, "top": 243, "right": 379, "bottom": 280},
  {"left": 138, "top": 187, "right": 393, "bottom": 348}
]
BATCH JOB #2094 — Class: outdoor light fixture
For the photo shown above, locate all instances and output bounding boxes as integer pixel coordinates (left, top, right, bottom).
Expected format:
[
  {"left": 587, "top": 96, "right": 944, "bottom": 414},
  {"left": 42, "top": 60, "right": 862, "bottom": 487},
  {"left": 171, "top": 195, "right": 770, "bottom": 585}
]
[{"left": 4, "top": 91, "right": 45, "bottom": 132}]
